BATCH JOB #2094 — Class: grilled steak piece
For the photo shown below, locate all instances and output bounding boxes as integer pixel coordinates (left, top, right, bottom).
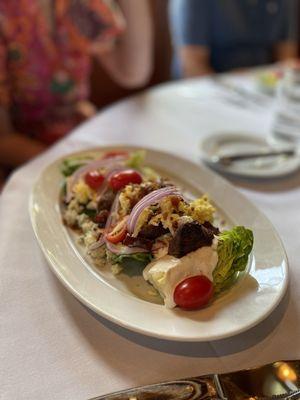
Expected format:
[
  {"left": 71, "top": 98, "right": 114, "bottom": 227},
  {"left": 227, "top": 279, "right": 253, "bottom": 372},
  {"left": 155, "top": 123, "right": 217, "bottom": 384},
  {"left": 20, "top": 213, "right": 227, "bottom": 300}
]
[
  {"left": 97, "top": 188, "right": 115, "bottom": 212},
  {"left": 138, "top": 224, "right": 168, "bottom": 240},
  {"left": 168, "top": 221, "right": 215, "bottom": 258},
  {"left": 123, "top": 234, "right": 153, "bottom": 251},
  {"left": 94, "top": 210, "right": 109, "bottom": 228},
  {"left": 203, "top": 221, "right": 220, "bottom": 236}
]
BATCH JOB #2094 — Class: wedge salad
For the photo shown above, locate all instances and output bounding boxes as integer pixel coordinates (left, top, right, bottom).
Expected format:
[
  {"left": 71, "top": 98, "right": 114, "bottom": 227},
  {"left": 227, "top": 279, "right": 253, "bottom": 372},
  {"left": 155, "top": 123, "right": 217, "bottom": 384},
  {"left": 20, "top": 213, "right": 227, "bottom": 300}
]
[{"left": 61, "top": 149, "right": 253, "bottom": 310}]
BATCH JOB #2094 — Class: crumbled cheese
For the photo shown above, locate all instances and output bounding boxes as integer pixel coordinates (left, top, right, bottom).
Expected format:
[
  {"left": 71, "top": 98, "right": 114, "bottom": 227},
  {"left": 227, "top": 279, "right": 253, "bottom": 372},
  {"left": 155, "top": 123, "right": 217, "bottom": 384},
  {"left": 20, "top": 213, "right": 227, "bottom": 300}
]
[
  {"left": 89, "top": 246, "right": 107, "bottom": 268},
  {"left": 83, "top": 231, "right": 97, "bottom": 247},
  {"left": 111, "top": 264, "right": 123, "bottom": 275},
  {"left": 119, "top": 184, "right": 142, "bottom": 216},
  {"left": 63, "top": 198, "right": 84, "bottom": 226}
]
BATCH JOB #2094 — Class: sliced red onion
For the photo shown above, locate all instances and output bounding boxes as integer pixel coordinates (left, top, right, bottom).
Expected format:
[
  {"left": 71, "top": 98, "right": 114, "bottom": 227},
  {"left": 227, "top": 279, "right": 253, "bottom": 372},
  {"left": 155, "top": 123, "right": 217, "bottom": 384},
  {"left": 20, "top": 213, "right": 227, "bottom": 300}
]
[
  {"left": 127, "top": 187, "right": 183, "bottom": 234},
  {"left": 89, "top": 192, "right": 120, "bottom": 251},
  {"left": 88, "top": 235, "right": 105, "bottom": 251},
  {"left": 95, "top": 166, "right": 129, "bottom": 202},
  {"left": 105, "top": 192, "right": 120, "bottom": 228},
  {"left": 66, "top": 155, "right": 127, "bottom": 202},
  {"left": 95, "top": 181, "right": 109, "bottom": 202},
  {"left": 103, "top": 193, "right": 147, "bottom": 254},
  {"left": 106, "top": 240, "right": 148, "bottom": 255},
  {"left": 106, "top": 166, "right": 127, "bottom": 180},
  {"left": 125, "top": 189, "right": 171, "bottom": 229}
]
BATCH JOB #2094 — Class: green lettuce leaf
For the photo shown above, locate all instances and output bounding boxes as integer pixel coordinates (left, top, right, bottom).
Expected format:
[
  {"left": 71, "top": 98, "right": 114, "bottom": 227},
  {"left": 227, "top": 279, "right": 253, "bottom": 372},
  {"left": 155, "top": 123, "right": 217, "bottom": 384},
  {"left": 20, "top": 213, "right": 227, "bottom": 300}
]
[
  {"left": 81, "top": 208, "right": 97, "bottom": 218},
  {"left": 213, "top": 226, "right": 253, "bottom": 293},
  {"left": 141, "top": 166, "right": 160, "bottom": 181},
  {"left": 110, "top": 252, "right": 152, "bottom": 274},
  {"left": 126, "top": 150, "right": 146, "bottom": 170},
  {"left": 60, "top": 156, "right": 92, "bottom": 177},
  {"left": 126, "top": 151, "right": 161, "bottom": 181}
]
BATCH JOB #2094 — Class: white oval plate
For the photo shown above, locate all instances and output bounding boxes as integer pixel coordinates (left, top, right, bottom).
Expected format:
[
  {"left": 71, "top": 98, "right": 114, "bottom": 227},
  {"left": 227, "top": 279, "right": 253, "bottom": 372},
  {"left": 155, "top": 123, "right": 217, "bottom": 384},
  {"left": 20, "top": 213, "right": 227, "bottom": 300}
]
[
  {"left": 200, "top": 132, "right": 300, "bottom": 178},
  {"left": 29, "top": 147, "right": 288, "bottom": 342}
]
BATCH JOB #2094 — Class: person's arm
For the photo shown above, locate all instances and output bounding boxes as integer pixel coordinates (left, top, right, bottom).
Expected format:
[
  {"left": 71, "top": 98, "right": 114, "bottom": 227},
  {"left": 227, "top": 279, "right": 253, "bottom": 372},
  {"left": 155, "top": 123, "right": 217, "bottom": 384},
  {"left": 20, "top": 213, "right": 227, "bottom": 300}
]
[
  {"left": 178, "top": 45, "right": 213, "bottom": 78},
  {"left": 96, "top": 0, "right": 153, "bottom": 89},
  {"left": 169, "top": 0, "right": 212, "bottom": 78},
  {"left": 0, "top": 27, "right": 46, "bottom": 168},
  {"left": 0, "top": 108, "right": 46, "bottom": 167},
  {"left": 274, "top": 42, "right": 298, "bottom": 62},
  {"left": 273, "top": 0, "right": 299, "bottom": 62}
]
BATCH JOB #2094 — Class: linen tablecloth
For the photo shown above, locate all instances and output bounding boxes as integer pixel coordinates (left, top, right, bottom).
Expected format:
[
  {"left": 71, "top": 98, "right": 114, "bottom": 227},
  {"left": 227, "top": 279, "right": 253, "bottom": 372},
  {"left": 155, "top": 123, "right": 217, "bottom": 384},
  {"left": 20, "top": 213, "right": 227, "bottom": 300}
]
[{"left": 1, "top": 76, "right": 300, "bottom": 400}]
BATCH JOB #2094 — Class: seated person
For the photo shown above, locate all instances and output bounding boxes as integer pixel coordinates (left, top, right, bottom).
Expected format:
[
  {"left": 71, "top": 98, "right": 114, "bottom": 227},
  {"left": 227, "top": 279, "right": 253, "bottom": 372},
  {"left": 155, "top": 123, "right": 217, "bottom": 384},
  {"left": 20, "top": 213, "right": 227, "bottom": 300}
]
[
  {"left": 0, "top": 0, "right": 153, "bottom": 171},
  {"left": 169, "top": 0, "right": 298, "bottom": 78}
]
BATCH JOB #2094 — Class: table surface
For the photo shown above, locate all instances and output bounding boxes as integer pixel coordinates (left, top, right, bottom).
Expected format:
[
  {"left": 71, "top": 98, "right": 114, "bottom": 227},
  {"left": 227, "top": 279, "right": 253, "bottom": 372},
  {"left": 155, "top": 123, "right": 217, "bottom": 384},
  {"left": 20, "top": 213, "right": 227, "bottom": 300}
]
[{"left": 1, "top": 72, "right": 300, "bottom": 400}]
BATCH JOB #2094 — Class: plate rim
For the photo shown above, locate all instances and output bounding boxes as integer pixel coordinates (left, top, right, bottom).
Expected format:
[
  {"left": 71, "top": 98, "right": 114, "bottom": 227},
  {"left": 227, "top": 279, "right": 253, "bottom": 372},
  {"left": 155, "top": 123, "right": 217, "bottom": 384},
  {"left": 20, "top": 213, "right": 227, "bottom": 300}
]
[{"left": 29, "top": 145, "right": 289, "bottom": 342}]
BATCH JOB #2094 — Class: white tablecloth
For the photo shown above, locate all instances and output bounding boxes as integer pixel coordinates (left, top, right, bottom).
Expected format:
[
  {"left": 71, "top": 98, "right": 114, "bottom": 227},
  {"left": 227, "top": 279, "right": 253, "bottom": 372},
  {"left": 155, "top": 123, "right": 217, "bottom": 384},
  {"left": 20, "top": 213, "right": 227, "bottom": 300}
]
[{"left": 1, "top": 76, "right": 300, "bottom": 400}]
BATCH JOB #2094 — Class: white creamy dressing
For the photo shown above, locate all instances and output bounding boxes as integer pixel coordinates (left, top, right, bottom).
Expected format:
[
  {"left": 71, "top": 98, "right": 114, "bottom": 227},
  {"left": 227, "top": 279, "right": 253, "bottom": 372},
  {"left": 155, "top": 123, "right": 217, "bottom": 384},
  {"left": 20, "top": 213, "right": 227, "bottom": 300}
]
[{"left": 143, "top": 238, "right": 218, "bottom": 308}]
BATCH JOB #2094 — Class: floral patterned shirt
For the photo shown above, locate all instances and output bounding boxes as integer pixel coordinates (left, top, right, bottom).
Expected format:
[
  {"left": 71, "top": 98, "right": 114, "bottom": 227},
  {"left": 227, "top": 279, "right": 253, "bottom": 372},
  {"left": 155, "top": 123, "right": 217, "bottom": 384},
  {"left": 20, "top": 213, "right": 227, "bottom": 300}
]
[{"left": 0, "top": 0, "right": 124, "bottom": 143}]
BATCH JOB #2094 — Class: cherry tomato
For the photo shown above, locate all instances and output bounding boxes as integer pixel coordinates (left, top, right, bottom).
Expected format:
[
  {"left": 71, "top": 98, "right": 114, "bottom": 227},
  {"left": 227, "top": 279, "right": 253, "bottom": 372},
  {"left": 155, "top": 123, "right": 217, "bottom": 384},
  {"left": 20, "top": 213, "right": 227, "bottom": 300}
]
[
  {"left": 84, "top": 171, "right": 105, "bottom": 190},
  {"left": 106, "top": 217, "right": 128, "bottom": 244},
  {"left": 108, "top": 169, "right": 142, "bottom": 191},
  {"left": 174, "top": 275, "right": 214, "bottom": 310},
  {"left": 102, "top": 151, "right": 128, "bottom": 159}
]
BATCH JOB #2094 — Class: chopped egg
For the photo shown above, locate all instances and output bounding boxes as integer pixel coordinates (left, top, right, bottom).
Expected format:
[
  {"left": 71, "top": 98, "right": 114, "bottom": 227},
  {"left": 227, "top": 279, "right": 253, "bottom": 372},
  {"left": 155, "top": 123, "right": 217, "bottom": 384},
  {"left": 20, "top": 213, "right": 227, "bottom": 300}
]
[
  {"left": 73, "top": 180, "right": 94, "bottom": 204},
  {"left": 179, "top": 195, "right": 215, "bottom": 223}
]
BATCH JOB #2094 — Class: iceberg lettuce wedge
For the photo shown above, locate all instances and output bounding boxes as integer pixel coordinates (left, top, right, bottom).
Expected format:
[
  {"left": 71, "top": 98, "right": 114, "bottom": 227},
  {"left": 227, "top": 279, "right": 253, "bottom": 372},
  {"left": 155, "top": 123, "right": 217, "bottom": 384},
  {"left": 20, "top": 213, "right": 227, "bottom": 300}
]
[{"left": 213, "top": 226, "right": 254, "bottom": 293}]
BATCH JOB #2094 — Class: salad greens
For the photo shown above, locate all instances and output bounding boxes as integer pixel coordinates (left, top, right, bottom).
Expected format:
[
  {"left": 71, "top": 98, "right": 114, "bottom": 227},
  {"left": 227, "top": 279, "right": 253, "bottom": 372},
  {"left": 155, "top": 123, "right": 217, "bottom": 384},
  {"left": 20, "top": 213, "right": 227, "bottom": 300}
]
[
  {"left": 126, "top": 150, "right": 160, "bottom": 181},
  {"left": 126, "top": 150, "right": 146, "bottom": 170},
  {"left": 110, "top": 252, "right": 153, "bottom": 270},
  {"left": 213, "top": 226, "right": 254, "bottom": 293},
  {"left": 61, "top": 156, "right": 92, "bottom": 177},
  {"left": 82, "top": 207, "right": 97, "bottom": 218}
]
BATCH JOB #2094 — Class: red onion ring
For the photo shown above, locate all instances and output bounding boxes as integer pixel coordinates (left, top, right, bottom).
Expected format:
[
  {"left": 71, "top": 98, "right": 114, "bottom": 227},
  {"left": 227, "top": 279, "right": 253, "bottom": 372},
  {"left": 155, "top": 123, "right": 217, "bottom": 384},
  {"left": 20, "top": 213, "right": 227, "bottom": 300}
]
[
  {"left": 106, "top": 241, "right": 148, "bottom": 255},
  {"left": 95, "top": 166, "right": 131, "bottom": 202},
  {"left": 126, "top": 188, "right": 176, "bottom": 231},
  {"left": 103, "top": 193, "right": 147, "bottom": 254},
  {"left": 66, "top": 155, "right": 127, "bottom": 202},
  {"left": 88, "top": 192, "right": 120, "bottom": 251},
  {"left": 127, "top": 187, "right": 183, "bottom": 235},
  {"left": 88, "top": 235, "right": 105, "bottom": 251}
]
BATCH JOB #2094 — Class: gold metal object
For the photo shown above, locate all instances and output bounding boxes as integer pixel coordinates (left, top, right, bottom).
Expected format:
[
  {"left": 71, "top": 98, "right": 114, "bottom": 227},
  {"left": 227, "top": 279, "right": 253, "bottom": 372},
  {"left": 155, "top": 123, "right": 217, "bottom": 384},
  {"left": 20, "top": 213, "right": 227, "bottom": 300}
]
[{"left": 90, "top": 360, "right": 300, "bottom": 400}]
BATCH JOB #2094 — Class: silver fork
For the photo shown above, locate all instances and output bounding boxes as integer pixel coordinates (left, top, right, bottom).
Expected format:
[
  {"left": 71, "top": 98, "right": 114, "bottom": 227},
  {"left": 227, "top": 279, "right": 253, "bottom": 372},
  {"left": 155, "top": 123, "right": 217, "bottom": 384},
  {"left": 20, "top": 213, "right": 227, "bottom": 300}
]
[{"left": 211, "top": 77, "right": 271, "bottom": 109}]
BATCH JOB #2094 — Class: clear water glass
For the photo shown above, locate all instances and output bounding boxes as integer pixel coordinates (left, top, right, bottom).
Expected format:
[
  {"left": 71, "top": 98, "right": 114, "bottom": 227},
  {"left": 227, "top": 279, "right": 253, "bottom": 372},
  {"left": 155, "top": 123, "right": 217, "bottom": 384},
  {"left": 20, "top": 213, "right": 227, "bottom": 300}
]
[{"left": 271, "top": 65, "right": 300, "bottom": 145}]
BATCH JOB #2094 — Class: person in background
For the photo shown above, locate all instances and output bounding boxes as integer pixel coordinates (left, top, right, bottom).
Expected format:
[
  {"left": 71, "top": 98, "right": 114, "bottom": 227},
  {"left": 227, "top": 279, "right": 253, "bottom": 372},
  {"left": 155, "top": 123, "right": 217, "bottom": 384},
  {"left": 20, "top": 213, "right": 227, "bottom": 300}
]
[
  {"left": 169, "top": 0, "right": 298, "bottom": 78},
  {"left": 0, "top": 0, "right": 153, "bottom": 173}
]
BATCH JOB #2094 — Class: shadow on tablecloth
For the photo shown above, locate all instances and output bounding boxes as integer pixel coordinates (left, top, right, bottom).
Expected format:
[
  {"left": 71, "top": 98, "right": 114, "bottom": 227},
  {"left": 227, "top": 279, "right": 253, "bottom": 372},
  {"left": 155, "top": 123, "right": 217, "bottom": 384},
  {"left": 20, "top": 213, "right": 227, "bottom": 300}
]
[
  {"left": 220, "top": 169, "right": 300, "bottom": 193},
  {"left": 49, "top": 266, "right": 290, "bottom": 358}
]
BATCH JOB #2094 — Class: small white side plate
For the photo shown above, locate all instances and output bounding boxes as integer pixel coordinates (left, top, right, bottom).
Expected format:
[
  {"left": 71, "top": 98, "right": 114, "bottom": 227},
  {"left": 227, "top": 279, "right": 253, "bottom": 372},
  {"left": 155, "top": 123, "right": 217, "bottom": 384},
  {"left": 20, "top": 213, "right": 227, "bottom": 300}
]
[
  {"left": 30, "top": 147, "right": 288, "bottom": 342},
  {"left": 200, "top": 132, "right": 300, "bottom": 178}
]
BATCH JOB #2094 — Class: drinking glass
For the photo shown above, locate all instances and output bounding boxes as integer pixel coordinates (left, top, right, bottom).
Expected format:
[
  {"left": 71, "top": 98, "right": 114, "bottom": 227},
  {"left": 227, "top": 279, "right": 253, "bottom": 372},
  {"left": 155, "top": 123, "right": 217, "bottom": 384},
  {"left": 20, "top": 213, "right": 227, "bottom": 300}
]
[{"left": 271, "top": 65, "right": 300, "bottom": 146}]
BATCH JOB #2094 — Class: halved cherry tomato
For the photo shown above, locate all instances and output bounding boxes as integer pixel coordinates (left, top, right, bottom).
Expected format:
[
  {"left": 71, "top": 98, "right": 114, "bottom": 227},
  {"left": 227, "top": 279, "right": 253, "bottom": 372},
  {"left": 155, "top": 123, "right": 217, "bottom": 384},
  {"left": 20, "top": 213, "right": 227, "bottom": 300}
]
[
  {"left": 108, "top": 169, "right": 142, "bottom": 191},
  {"left": 84, "top": 171, "right": 105, "bottom": 190},
  {"left": 174, "top": 275, "right": 214, "bottom": 310},
  {"left": 106, "top": 217, "right": 128, "bottom": 244},
  {"left": 102, "top": 151, "right": 128, "bottom": 159}
]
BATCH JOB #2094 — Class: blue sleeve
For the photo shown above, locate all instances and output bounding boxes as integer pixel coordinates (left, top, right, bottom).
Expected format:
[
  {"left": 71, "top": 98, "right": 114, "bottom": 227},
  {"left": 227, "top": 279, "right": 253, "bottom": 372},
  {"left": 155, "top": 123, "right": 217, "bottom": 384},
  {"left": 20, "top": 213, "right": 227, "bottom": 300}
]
[{"left": 168, "top": 0, "right": 211, "bottom": 47}]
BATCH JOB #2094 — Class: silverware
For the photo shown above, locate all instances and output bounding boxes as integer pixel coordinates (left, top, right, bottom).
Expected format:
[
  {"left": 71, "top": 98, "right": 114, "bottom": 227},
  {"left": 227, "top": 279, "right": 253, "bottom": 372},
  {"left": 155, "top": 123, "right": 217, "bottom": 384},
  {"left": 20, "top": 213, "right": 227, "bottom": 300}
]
[
  {"left": 212, "top": 78, "right": 270, "bottom": 108},
  {"left": 212, "top": 149, "right": 296, "bottom": 166},
  {"left": 90, "top": 360, "right": 300, "bottom": 400}
]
